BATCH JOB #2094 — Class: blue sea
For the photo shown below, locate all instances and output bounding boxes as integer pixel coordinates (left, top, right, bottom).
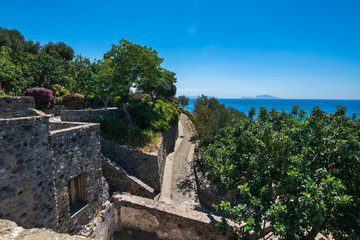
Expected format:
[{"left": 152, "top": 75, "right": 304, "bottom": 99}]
[{"left": 184, "top": 99, "right": 360, "bottom": 117}]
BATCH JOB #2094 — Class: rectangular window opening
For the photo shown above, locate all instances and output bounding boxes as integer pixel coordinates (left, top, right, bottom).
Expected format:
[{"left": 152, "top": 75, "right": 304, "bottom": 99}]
[{"left": 68, "top": 174, "right": 86, "bottom": 215}]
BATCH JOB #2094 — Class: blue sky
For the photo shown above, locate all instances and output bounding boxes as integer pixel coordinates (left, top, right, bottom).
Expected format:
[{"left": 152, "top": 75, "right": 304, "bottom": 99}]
[{"left": 1, "top": 0, "right": 360, "bottom": 99}]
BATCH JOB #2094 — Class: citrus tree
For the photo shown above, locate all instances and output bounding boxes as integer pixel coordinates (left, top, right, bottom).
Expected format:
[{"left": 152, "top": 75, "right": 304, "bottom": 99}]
[{"left": 200, "top": 106, "right": 360, "bottom": 239}]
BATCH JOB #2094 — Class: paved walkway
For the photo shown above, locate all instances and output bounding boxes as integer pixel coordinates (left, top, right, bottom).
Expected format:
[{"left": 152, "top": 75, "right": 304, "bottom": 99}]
[{"left": 158, "top": 114, "right": 200, "bottom": 209}]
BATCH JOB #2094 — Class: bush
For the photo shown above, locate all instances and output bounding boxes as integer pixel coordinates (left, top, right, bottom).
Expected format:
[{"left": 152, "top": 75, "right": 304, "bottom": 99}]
[
  {"left": 52, "top": 96, "right": 63, "bottom": 105},
  {"left": 94, "top": 115, "right": 153, "bottom": 146},
  {"left": 127, "top": 98, "right": 155, "bottom": 129},
  {"left": 24, "top": 87, "right": 53, "bottom": 109},
  {"left": 51, "top": 84, "right": 69, "bottom": 97},
  {"left": 152, "top": 99, "right": 180, "bottom": 132},
  {"left": 126, "top": 98, "right": 180, "bottom": 132},
  {"left": 62, "top": 93, "right": 84, "bottom": 109}
]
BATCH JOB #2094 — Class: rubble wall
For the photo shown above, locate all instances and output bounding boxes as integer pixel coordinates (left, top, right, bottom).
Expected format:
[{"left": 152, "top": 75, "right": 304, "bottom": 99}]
[
  {"left": 50, "top": 123, "right": 107, "bottom": 233},
  {"left": 0, "top": 116, "right": 58, "bottom": 229}
]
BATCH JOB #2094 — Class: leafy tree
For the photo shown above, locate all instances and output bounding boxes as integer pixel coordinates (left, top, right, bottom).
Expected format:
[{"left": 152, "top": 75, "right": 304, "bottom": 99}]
[
  {"left": 43, "top": 41, "right": 75, "bottom": 61},
  {"left": 103, "top": 39, "right": 164, "bottom": 123},
  {"left": 18, "top": 49, "right": 70, "bottom": 89},
  {"left": 177, "top": 95, "right": 189, "bottom": 108},
  {"left": 137, "top": 68, "right": 177, "bottom": 100},
  {"left": 200, "top": 106, "right": 360, "bottom": 239},
  {"left": 193, "top": 95, "right": 246, "bottom": 146},
  {"left": 0, "top": 46, "right": 29, "bottom": 95},
  {"left": 0, "top": 27, "right": 40, "bottom": 58}
]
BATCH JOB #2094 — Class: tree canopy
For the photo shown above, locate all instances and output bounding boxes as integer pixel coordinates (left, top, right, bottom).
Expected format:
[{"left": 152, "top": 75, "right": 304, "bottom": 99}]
[
  {"left": 43, "top": 41, "right": 75, "bottom": 61},
  {"left": 193, "top": 95, "right": 247, "bottom": 147},
  {"left": 177, "top": 95, "right": 189, "bottom": 108},
  {"left": 200, "top": 106, "right": 360, "bottom": 239}
]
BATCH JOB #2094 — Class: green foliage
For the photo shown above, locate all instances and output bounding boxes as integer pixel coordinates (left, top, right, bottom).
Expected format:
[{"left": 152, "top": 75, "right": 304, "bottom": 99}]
[
  {"left": 50, "top": 84, "right": 69, "bottom": 97},
  {"left": 0, "top": 46, "right": 29, "bottom": 95},
  {"left": 181, "top": 108, "right": 195, "bottom": 123},
  {"left": 177, "top": 95, "right": 189, "bottom": 108},
  {"left": 94, "top": 115, "right": 154, "bottom": 146},
  {"left": 104, "top": 39, "right": 163, "bottom": 92},
  {"left": 200, "top": 106, "right": 360, "bottom": 239},
  {"left": 43, "top": 41, "right": 75, "bottom": 61},
  {"left": 0, "top": 27, "right": 40, "bottom": 59},
  {"left": 137, "top": 68, "right": 177, "bottom": 100},
  {"left": 152, "top": 99, "right": 180, "bottom": 131},
  {"left": 193, "top": 95, "right": 247, "bottom": 147},
  {"left": 0, "top": 82, "right": 6, "bottom": 96},
  {"left": 18, "top": 49, "right": 70, "bottom": 89},
  {"left": 125, "top": 98, "right": 180, "bottom": 132}
]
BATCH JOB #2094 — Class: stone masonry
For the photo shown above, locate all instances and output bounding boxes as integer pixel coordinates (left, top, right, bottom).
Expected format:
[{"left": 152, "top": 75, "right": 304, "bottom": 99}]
[
  {"left": 0, "top": 97, "right": 108, "bottom": 234},
  {"left": 0, "top": 115, "right": 57, "bottom": 229}
]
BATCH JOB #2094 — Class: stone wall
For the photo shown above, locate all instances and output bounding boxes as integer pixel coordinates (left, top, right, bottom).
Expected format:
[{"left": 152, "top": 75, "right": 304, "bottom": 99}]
[
  {"left": 0, "top": 97, "right": 40, "bottom": 118},
  {"left": 50, "top": 122, "right": 107, "bottom": 234},
  {"left": 156, "top": 124, "right": 178, "bottom": 191},
  {"left": 101, "top": 138, "right": 160, "bottom": 192},
  {"left": 113, "top": 194, "right": 237, "bottom": 240},
  {"left": 101, "top": 155, "right": 155, "bottom": 198},
  {"left": 0, "top": 116, "right": 58, "bottom": 229},
  {"left": 60, "top": 108, "right": 123, "bottom": 122},
  {"left": 101, "top": 123, "right": 178, "bottom": 194}
]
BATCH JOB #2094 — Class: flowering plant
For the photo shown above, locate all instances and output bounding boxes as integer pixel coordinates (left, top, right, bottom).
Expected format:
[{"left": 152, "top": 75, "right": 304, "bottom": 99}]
[
  {"left": 62, "top": 93, "right": 84, "bottom": 109},
  {"left": 24, "top": 88, "right": 53, "bottom": 109}
]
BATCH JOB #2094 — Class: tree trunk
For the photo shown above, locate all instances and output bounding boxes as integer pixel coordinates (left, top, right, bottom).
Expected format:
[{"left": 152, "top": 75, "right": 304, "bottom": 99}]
[
  {"left": 100, "top": 96, "right": 109, "bottom": 110},
  {"left": 122, "top": 104, "right": 133, "bottom": 125}
]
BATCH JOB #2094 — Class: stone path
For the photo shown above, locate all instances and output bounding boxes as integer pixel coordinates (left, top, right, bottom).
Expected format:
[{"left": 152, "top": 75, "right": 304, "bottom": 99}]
[{"left": 158, "top": 114, "right": 200, "bottom": 209}]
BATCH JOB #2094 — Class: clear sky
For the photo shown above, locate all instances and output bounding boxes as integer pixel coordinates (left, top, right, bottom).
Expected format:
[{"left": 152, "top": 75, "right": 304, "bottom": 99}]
[{"left": 1, "top": 0, "right": 360, "bottom": 99}]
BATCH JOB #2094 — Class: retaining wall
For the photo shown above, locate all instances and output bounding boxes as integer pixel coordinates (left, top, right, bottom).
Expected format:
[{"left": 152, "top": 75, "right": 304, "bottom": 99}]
[
  {"left": 0, "top": 97, "right": 40, "bottom": 118},
  {"left": 101, "top": 155, "right": 155, "bottom": 198},
  {"left": 101, "top": 123, "right": 178, "bottom": 194},
  {"left": 113, "top": 194, "right": 237, "bottom": 240}
]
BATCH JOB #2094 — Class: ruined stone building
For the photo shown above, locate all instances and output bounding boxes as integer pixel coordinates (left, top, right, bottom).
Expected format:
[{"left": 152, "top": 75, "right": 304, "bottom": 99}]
[
  {"left": 0, "top": 97, "right": 108, "bottom": 234},
  {"left": 0, "top": 96, "right": 237, "bottom": 240}
]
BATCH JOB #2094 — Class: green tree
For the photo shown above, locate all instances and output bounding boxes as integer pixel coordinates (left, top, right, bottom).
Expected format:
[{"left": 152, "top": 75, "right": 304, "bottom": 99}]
[
  {"left": 18, "top": 49, "right": 70, "bottom": 89},
  {"left": 177, "top": 95, "right": 189, "bottom": 108},
  {"left": 0, "top": 27, "right": 40, "bottom": 59},
  {"left": 43, "top": 41, "right": 75, "bottom": 61},
  {"left": 200, "top": 106, "right": 360, "bottom": 239},
  {"left": 137, "top": 68, "right": 177, "bottom": 100},
  {"left": 193, "top": 95, "right": 246, "bottom": 146},
  {"left": 103, "top": 39, "right": 165, "bottom": 123},
  {"left": 0, "top": 46, "right": 29, "bottom": 95}
]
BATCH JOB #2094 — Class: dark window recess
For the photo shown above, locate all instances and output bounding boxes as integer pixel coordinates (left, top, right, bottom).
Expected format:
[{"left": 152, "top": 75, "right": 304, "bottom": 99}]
[{"left": 68, "top": 175, "right": 86, "bottom": 215}]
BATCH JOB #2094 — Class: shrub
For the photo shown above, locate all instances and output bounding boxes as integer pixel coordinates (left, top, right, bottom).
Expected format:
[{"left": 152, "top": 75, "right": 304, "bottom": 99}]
[
  {"left": 141, "top": 93, "right": 152, "bottom": 102},
  {"left": 62, "top": 93, "right": 84, "bottom": 109},
  {"left": 24, "top": 87, "right": 53, "bottom": 109},
  {"left": 52, "top": 96, "right": 63, "bottom": 105},
  {"left": 51, "top": 84, "right": 69, "bottom": 97},
  {"left": 94, "top": 115, "right": 153, "bottom": 146},
  {"left": 152, "top": 99, "right": 180, "bottom": 131}
]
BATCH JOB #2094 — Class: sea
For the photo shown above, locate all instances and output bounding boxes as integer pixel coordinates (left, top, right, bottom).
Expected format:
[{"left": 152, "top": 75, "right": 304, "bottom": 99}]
[{"left": 184, "top": 99, "right": 360, "bottom": 117}]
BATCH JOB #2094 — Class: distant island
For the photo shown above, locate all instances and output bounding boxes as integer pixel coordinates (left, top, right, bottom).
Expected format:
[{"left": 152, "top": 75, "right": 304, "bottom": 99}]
[{"left": 241, "top": 95, "right": 279, "bottom": 99}]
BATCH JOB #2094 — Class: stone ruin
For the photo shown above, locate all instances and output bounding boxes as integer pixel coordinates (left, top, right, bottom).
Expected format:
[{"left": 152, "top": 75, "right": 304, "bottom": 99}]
[{"left": 0, "top": 96, "right": 238, "bottom": 240}]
